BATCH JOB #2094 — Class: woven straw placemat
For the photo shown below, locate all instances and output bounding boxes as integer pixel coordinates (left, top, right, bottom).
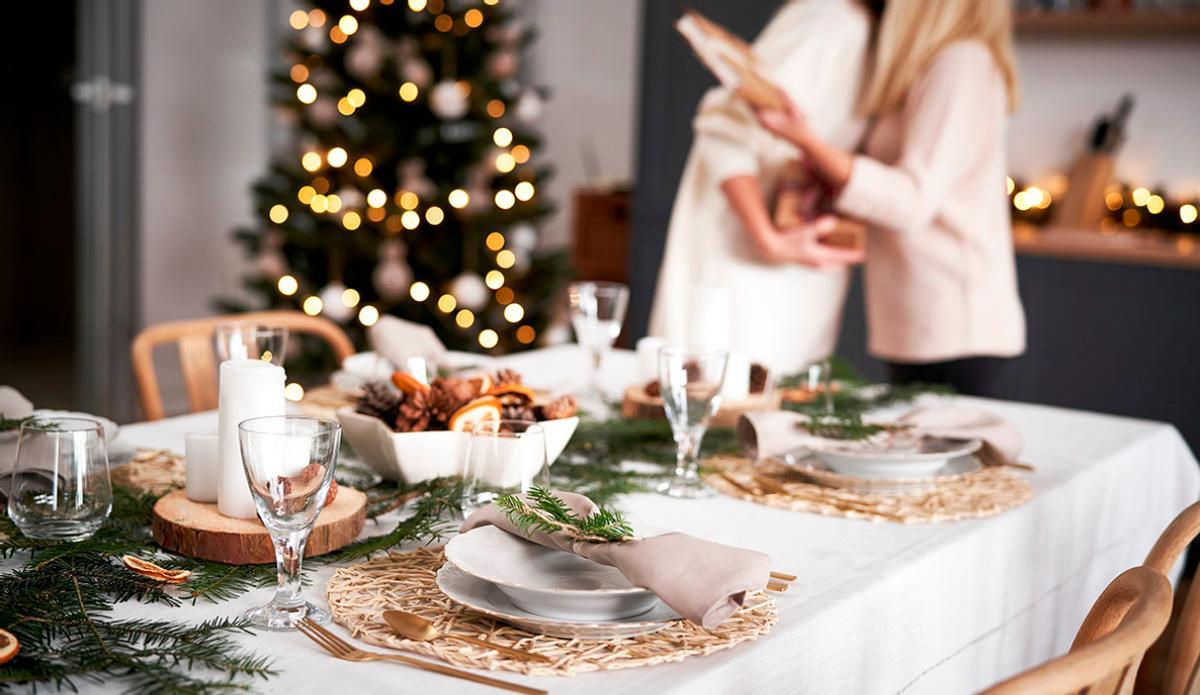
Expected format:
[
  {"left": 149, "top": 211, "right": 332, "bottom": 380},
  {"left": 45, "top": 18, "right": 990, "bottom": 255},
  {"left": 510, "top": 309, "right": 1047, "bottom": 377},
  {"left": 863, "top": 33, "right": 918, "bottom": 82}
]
[
  {"left": 704, "top": 455, "right": 1031, "bottom": 524},
  {"left": 326, "top": 547, "right": 777, "bottom": 677},
  {"left": 111, "top": 449, "right": 186, "bottom": 495}
]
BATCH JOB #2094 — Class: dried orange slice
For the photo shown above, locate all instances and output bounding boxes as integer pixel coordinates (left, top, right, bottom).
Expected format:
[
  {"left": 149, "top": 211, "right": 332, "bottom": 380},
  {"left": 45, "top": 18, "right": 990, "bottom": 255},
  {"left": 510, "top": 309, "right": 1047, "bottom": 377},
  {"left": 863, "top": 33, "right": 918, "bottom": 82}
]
[
  {"left": 0, "top": 628, "right": 18, "bottom": 665},
  {"left": 391, "top": 371, "right": 431, "bottom": 394},
  {"left": 464, "top": 372, "right": 493, "bottom": 397},
  {"left": 448, "top": 397, "right": 502, "bottom": 432},
  {"left": 487, "top": 383, "right": 536, "bottom": 402},
  {"left": 122, "top": 555, "right": 192, "bottom": 584}
]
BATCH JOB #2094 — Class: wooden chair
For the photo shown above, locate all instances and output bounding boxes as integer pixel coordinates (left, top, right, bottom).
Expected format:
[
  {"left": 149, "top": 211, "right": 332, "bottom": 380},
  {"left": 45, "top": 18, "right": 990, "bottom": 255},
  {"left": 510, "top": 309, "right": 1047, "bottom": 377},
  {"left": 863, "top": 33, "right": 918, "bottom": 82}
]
[
  {"left": 131, "top": 311, "right": 355, "bottom": 421},
  {"left": 983, "top": 565, "right": 1173, "bottom": 695},
  {"left": 1139, "top": 501, "right": 1200, "bottom": 695}
]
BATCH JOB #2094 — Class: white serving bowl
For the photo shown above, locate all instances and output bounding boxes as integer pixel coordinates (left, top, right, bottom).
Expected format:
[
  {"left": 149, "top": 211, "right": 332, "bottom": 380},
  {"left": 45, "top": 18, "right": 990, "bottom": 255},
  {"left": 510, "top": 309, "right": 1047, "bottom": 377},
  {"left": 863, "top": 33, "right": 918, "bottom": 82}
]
[
  {"left": 336, "top": 406, "right": 578, "bottom": 483},
  {"left": 445, "top": 526, "right": 660, "bottom": 622}
]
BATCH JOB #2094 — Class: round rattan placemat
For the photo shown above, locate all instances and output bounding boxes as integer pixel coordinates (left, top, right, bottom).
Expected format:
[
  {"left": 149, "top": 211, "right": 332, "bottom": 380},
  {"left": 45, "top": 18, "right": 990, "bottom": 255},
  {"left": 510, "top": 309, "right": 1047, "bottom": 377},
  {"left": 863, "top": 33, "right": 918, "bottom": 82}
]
[
  {"left": 326, "top": 547, "right": 778, "bottom": 677},
  {"left": 704, "top": 455, "right": 1032, "bottom": 524}
]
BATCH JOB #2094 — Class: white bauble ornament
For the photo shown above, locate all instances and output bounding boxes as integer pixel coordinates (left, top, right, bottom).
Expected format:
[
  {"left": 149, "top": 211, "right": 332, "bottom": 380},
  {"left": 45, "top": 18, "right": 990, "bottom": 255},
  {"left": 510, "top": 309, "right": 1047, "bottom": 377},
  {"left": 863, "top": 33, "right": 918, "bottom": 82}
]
[
  {"left": 345, "top": 27, "right": 383, "bottom": 79},
  {"left": 253, "top": 230, "right": 288, "bottom": 279},
  {"left": 429, "top": 80, "right": 469, "bottom": 120},
  {"left": 401, "top": 58, "right": 433, "bottom": 88},
  {"left": 373, "top": 240, "right": 412, "bottom": 301},
  {"left": 398, "top": 160, "right": 437, "bottom": 199},
  {"left": 486, "top": 51, "right": 519, "bottom": 81},
  {"left": 513, "top": 90, "right": 544, "bottom": 123},
  {"left": 449, "top": 272, "right": 489, "bottom": 310},
  {"left": 508, "top": 223, "right": 538, "bottom": 252},
  {"left": 319, "top": 282, "right": 355, "bottom": 323},
  {"left": 308, "top": 98, "right": 338, "bottom": 127},
  {"left": 336, "top": 187, "right": 365, "bottom": 210},
  {"left": 301, "top": 26, "right": 325, "bottom": 51}
]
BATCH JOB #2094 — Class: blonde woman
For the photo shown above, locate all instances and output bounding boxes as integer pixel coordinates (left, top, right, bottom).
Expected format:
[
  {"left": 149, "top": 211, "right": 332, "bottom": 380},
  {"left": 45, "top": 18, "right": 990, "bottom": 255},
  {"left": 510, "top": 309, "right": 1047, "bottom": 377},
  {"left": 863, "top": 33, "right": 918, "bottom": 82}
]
[
  {"left": 649, "top": 0, "right": 874, "bottom": 374},
  {"left": 757, "top": 0, "right": 1025, "bottom": 396}
]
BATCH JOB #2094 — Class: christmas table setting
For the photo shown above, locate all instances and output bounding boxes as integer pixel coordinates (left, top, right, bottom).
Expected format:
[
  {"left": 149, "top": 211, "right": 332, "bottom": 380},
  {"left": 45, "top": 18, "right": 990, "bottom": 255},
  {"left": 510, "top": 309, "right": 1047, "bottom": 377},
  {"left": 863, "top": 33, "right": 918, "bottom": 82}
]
[{"left": 2, "top": 338, "right": 1198, "bottom": 694}]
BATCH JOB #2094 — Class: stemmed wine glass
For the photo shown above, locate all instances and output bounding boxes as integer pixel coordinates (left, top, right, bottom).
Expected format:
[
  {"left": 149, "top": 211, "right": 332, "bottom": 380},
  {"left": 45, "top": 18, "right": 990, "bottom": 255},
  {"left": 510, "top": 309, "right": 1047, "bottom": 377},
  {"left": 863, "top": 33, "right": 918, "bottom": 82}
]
[
  {"left": 215, "top": 324, "right": 289, "bottom": 365},
  {"left": 238, "top": 416, "right": 340, "bottom": 630},
  {"left": 567, "top": 281, "right": 629, "bottom": 401},
  {"left": 657, "top": 347, "right": 728, "bottom": 499}
]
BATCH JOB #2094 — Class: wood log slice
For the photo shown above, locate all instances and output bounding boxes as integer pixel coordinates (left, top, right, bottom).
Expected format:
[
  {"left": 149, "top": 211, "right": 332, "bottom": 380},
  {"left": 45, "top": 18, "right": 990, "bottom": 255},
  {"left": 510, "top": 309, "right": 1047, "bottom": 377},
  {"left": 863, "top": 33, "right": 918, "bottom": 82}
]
[
  {"left": 151, "top": 487, "right": 367, "bottom": 565},
  {"left": 622, "top": 385, "right": 782, "bottom": 428}
]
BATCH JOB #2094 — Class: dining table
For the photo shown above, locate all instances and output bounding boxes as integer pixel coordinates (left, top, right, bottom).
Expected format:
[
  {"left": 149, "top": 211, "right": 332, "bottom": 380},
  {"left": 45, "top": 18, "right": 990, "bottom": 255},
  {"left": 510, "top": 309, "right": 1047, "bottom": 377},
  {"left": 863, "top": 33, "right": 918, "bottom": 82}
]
[{"left": 5, "top": 344, "right": 1197, "bottom": 694}]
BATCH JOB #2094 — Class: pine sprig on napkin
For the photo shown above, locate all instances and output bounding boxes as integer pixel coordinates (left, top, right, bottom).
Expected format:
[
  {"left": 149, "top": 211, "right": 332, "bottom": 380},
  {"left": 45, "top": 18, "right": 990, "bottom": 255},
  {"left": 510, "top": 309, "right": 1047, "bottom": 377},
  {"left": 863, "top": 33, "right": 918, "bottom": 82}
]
[
  {"left": 800, "top": 412, "right": 912, "bottom": 441},
  {"left": 496, "top": 487, "right": 636, "bottom": 543}
]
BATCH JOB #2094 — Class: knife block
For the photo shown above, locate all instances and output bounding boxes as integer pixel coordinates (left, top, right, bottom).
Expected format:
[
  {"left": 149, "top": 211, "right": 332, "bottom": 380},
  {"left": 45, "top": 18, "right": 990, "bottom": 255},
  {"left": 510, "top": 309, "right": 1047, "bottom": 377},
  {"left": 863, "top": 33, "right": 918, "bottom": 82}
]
[{"left": 1054, "top": 153, "right": 1115, "bottom": 230}]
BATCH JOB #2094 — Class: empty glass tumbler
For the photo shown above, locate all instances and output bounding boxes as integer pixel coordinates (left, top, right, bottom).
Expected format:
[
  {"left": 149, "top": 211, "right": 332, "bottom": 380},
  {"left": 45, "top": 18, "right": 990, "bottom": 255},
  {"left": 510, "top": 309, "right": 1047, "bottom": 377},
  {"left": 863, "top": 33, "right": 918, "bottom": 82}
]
[{"left": 7, "top": 417, "right": 113, "bottom": 541}]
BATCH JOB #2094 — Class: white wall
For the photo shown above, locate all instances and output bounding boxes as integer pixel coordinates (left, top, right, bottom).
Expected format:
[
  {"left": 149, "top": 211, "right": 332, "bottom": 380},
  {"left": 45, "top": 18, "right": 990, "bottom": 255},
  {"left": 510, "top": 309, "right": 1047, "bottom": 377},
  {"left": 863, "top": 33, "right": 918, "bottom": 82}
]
[
  {"left": 1008, "top": 36, "right": 1199, "bottom": 196},
  {"left": 139, "top": 0, "right": 268, "bottom": 327},
  {"left": 523, "top": 0, "right": 643, "bottom": 244}
]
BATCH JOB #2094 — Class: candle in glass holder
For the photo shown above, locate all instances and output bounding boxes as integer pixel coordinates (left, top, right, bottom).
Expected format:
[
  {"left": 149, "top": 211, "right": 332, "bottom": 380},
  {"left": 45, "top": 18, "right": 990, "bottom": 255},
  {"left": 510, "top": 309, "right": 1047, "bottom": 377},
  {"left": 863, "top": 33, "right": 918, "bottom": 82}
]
[
  {"left": 218, "top": 359, "right": 286, "bottom": 519},
  {"left": 720, "top": 352, "right": 750, "bottom": 401},
  {"left": 184, "top": 432, "right": 219, "bottom": 503}
]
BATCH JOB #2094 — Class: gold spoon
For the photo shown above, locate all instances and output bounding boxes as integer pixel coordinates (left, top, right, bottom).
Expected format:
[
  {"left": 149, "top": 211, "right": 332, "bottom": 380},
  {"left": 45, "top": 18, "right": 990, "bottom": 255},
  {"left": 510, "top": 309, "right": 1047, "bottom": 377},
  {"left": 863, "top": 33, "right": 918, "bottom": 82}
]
[{"left": 382, "top": 610, "right": 552, "bottom": 664}]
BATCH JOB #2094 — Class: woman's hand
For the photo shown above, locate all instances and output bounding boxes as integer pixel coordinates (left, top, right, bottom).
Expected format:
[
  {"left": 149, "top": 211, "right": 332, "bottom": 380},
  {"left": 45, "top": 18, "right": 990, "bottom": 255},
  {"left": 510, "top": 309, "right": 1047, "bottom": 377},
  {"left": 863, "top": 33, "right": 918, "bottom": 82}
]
[
  {"left": 757, "top": 216, "right": 865, "bottom": 270},
  {"left": 754, "top": 95, "right": 813, "bottom": 148}
]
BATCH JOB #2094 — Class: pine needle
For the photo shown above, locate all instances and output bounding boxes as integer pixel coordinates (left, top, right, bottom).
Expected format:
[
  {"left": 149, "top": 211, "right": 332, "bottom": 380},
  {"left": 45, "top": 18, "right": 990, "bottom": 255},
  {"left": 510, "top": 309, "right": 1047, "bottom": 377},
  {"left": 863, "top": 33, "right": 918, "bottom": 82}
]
[{"left": 496, "top": 487, "right": 635, "bottom": 543}]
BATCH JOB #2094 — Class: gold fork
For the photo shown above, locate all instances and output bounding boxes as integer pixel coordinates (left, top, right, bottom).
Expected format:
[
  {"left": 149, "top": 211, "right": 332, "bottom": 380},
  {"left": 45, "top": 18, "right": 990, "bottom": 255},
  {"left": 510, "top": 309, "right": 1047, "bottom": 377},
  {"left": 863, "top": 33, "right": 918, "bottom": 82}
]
[{"left": 296, "top": 618, "right": 547, "bottom": 694}]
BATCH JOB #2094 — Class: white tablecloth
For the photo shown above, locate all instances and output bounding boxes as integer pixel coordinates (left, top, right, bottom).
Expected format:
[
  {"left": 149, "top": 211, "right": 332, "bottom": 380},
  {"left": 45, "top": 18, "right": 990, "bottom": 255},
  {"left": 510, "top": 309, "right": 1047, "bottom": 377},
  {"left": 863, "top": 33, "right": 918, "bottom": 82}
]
[{"left": 7, "top": 346, "right": 1198, "bottom": 694}]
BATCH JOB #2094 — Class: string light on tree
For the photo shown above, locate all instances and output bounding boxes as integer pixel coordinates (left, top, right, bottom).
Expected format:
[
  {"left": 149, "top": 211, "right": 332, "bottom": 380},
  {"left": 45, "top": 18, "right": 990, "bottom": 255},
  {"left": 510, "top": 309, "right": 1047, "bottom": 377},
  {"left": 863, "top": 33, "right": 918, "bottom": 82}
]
[{"left": 230, "top": 0, "right": 563, "bottom": 348}]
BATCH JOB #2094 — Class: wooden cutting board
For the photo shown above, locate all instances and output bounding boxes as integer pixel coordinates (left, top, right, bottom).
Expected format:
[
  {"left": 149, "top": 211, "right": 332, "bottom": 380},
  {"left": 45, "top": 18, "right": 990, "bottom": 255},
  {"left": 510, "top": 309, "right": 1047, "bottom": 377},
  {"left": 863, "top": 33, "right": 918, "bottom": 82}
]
[{"left": 151, "top": 487, "right": 366, "bottom": 565}]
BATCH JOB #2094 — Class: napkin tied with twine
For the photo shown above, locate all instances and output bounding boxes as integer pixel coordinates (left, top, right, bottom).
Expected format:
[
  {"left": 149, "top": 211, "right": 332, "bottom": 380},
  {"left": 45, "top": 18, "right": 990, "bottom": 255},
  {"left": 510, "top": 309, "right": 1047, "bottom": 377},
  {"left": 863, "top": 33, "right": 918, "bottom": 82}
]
[{"left": 461, "top": 491, "right": 772, "bottom": 629}]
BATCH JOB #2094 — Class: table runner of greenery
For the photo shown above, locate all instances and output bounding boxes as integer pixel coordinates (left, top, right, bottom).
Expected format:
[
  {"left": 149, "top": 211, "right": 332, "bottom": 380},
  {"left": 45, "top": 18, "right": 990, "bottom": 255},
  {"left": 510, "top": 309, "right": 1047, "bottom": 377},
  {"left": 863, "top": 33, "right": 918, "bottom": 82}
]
[{"left": 0, "top": 372, "right": 942, "bottom": 693}]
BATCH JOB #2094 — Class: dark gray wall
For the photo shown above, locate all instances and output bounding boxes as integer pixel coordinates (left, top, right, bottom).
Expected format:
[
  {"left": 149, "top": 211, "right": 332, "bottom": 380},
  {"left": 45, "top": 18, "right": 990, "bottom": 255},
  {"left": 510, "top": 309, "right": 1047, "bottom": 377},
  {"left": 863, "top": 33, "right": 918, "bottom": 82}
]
[{"left": 632, "top": 1, "right": 1200, "bottom": 454}]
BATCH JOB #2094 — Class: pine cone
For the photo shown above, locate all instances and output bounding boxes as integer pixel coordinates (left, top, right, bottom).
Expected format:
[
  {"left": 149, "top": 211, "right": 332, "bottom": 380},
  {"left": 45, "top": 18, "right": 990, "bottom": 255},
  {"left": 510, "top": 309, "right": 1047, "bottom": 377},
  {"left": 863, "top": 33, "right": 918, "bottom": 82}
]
[
  {"left": 501, "top": 401, "right": 537, "bottom": 423},
  {"left": 539, "top": 395, "right": 578, "bottom": 420},
  {"left": 428, "top": 377, "right": 478, "bottom": 426},
  {"left": 643, "top": 380, "right": 661, "bottom": 398},
  {"left": 356, "top": 382, "right": 401, "bottom": 423},
  {"left": 493, "top": 368, "right": 522, "bottom": 387},
  {"left": 395, "top": 389, "right": 432, "bottom": 432},
  {"left": 749, "top": 363, "right": 769, "bottom": 395}
]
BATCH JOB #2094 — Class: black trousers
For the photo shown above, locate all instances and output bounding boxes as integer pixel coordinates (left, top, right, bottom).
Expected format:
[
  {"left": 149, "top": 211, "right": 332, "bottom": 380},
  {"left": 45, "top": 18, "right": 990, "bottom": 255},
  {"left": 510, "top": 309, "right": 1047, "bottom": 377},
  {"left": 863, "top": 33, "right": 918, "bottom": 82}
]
[{"left": 885, "top": 357, "right": 1010, "bottom": 398}]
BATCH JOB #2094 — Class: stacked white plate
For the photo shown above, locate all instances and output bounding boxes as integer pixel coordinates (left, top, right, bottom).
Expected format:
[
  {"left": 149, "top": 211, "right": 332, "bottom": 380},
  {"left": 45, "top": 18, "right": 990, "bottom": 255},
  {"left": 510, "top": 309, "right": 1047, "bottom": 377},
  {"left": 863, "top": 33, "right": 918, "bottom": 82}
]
[{"left": 440, "top": 525, "right": 681, "bottom": 639}]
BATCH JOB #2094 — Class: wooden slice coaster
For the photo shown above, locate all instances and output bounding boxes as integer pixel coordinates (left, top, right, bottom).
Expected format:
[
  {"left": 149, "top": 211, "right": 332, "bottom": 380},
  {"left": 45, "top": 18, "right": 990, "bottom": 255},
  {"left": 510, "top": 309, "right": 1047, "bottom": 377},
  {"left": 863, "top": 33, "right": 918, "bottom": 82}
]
[
  {"left": 621, "top": 385, "right": 781, "bottom": 428},
  {"left": 151, "top": 487, "right": 367, "bottom": 565}
]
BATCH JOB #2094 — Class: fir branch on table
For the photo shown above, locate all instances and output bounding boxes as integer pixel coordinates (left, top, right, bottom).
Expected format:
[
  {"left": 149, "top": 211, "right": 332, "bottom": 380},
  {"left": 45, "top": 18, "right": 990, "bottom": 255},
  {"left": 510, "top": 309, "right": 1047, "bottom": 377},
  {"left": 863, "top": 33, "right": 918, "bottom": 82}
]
[
  {"left": 496, "top": 486, "right": 635, "bottom": 543},
  {"left": 323, "top": 476, "right": 463, "bottom": 563}
]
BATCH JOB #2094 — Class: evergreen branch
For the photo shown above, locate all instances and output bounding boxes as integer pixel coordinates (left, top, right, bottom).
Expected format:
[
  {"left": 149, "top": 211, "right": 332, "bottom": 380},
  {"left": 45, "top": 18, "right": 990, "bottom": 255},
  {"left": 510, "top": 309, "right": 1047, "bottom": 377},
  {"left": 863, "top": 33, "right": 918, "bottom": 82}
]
[
  {"left": 496, "top": 487, "right": 635, "bottom": 543},
  {"left": 323, "top": 477, "right": 463, "bottom": 562}
]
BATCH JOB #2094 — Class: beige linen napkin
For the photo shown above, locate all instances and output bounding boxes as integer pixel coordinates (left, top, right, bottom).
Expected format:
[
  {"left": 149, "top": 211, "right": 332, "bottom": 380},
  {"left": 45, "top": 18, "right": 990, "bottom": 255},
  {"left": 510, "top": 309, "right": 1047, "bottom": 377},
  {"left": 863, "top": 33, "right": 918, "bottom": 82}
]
[
  {"left": 367, "top": 315, "right": 447, "bottom": 373},
  {"left": 737, "top": 406, "right": 1023, "bottom": 467},
  {"left": 460, "top": 491, "right": 772, "bottom": 629}
]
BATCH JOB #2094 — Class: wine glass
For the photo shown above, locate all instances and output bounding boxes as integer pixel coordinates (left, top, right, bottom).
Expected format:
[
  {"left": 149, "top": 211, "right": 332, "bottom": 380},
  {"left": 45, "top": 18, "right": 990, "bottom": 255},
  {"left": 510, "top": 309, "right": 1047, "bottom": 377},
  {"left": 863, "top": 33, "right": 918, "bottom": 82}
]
[
  {"left": 461, "top": 419, "right": 549, "bottom": 513},
  {"left": 567, "top": 282, "right": 629, "bottom": 401},
  {"left": 214, "top": 324, "right": 289, "bottom": 365},
  {"left": 656, "top": 347, "right": 728, "bottom": 499},
  {"left": 7, "top": 417, "right": 112, "bottom": 540},
  {"left": 238, "top": 416, "right": 340, "bottom": 630}
]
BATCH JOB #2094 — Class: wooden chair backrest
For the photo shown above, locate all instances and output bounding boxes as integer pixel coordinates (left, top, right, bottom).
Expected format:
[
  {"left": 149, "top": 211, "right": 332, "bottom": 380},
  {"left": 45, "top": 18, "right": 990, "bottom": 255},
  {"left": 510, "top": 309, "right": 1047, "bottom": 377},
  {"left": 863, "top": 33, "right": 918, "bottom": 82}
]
[
  {"left": 1143, "top": 501, "right": 1200, "bottom": 695},
  {"left": 131, "top": 311, "right": 355, "bottom": 420},
  {"left": 982, "top": 566, "right": 1173, "bottom": 695}
]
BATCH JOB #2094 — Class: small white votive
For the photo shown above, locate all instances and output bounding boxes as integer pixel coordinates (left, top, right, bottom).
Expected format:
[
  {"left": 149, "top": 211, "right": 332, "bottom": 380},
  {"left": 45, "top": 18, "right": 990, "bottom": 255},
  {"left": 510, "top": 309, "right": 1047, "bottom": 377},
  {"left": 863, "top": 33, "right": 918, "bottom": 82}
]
[{"left": 184, "top": 432, "right": 220, "bottom": 503}]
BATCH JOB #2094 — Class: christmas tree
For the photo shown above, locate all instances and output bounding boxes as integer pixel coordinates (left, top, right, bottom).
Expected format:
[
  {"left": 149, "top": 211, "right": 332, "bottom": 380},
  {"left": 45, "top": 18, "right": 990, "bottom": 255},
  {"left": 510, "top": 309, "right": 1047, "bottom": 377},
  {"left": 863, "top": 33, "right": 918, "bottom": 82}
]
[{"left": 228, "top": 0, "right": 569, "bottom": 358}]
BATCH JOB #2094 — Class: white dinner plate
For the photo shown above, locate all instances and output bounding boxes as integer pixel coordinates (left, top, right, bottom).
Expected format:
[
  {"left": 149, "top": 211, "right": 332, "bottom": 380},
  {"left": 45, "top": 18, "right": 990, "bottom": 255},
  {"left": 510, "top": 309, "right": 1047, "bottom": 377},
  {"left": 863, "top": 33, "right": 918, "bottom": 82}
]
[
  {"left": 811, "top": 435, "right": 982, "bottom": 479},
  {"left": 435, "top": 562, "right": 681, "bottom": 640},
  {"left": 787, "top": 454, "right": 983, "bottom": 494},
  {"left": 444, "top": 525, "right": 660, "bottom": 621}
]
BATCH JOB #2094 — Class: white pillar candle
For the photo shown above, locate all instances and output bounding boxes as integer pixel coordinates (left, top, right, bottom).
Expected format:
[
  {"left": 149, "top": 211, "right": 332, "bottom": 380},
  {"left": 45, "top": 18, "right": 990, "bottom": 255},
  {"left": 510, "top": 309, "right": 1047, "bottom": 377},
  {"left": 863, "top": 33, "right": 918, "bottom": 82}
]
[
  {"left": 636, "top": 336, "right": 669, "bottom": 383},
  {"left": 184, "top": 432, "right": 219, "bottom": 503},
  {"left": 218, "top": 359, "right": 286, "bottom": 519},
  {"left": 687, "top": 285, "right": 731, "bottom": 350},
  {"left": 720, "top": 352, "right": 750, "bottom": 401}
]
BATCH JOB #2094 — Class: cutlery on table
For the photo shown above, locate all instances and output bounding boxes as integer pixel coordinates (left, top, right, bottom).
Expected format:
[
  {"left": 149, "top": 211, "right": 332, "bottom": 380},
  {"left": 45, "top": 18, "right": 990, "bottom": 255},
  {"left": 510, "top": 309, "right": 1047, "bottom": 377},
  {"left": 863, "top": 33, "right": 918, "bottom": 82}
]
[
  {"left": 296, "top": 618, "right": 547, "bottom": 694},
  {"left": 383, "top": 609, "right": 552, "bottom": 664}
]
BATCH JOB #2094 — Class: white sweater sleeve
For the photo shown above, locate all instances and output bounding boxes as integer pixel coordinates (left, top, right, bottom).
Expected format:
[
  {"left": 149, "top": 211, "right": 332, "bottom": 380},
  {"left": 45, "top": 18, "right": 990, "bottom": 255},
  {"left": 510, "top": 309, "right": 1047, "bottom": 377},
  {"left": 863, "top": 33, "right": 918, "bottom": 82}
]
[
  {"left": 691, "top": 0, "right": 871, "bottom": 183},
  {"left": 834, "top": 43, "right": 1006, "bottom": 234}
]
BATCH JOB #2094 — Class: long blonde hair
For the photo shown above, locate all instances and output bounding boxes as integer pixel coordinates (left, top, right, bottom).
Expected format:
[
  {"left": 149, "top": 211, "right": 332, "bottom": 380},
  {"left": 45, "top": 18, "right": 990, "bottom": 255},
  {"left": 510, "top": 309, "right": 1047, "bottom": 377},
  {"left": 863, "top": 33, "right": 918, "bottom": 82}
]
[{"left": 861, "top": 0, "right": 1019, "bottom": 116}]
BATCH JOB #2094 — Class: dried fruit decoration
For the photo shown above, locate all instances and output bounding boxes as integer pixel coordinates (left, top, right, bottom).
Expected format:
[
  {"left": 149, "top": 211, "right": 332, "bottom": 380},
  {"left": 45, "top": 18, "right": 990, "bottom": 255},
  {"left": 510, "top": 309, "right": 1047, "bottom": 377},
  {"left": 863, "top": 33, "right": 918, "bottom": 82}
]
[
  {"left": 121, "top": 555, "right": 192, "bottom": 584},
  {"left": 0, "top": 628, "right": 18, "bottom": 665}
]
